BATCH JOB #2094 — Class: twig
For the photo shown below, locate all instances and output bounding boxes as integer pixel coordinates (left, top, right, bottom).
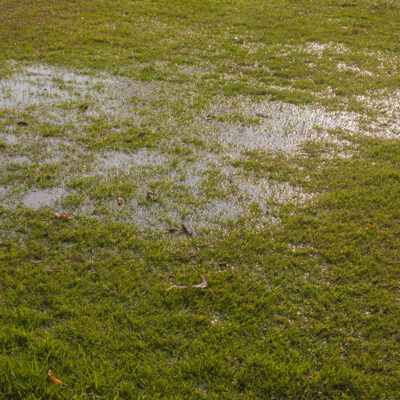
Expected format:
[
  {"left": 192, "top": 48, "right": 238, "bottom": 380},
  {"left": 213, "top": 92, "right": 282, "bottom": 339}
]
[{"left": 167, "top": 275, "right": 207, "bottom": 291}]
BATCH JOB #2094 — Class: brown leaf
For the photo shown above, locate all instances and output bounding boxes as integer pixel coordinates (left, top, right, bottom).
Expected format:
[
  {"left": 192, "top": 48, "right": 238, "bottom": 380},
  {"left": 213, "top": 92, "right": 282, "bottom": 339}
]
[
  {"left": 117, "top": 197, "right": 123, "bottom": 205},
  {"left": 365, "top": 223, "right": 376, "bottom": 228},
  {"left": 180, "top": 223, "right": 192, "bottom": 236},
  {"left": 167, "top": 275, "right": 207, "bottom": 291},
  {"left": 188, "top": 250, "right": 198, "bottom": 258},
  {"left": 54, "top": 213, "right": 72, "bottom": 221},
  {"left": 146, "top": 191, "right": 158, "bottom": 201},
  {"left": 103, "top": 284, "right": 119, "bottom": 296},
  {"left": 47, "top": 369, "right": 68, "bottom": 387},
  {"left": 70, "top": 257, "right": 85, "bottom": 263},
  {"left": 255, "top": 113, "right": 270, "bottom": 118}
]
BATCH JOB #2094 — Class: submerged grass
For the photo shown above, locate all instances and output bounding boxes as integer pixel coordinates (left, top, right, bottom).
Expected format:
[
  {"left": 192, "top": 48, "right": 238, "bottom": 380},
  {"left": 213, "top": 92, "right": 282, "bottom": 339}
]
[{"left": 1, "top": 0, "right": 400, "bottom": 399}]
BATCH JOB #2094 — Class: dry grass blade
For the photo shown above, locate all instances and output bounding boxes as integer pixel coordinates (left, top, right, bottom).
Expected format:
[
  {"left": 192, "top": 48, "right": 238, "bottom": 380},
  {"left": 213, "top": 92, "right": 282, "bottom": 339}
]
[
  {"left": 167, "top": 275, "right": 207, "bottom": 291},
  {"left": 43, "top": 269, "right": 63, "bottom": 272},
  {"left": 47, "top": 369, "right": 68, "bottom": 387}
]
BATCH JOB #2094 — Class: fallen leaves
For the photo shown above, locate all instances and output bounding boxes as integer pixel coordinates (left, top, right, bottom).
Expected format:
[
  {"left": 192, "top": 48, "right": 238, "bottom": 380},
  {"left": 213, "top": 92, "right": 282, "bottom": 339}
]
[
  {"left": 180, "top": 223, "right": 192, "bottom": 236},
  {"left": 365, "top": 223, "right": 376, "bottom": 228},
  {"left": 167, "top": 223, "right": 192, "bottom": 236},
  {"left": 146, "top": 191, "right": 158, "bottom": 201},
  {"left": 167, "top": 275, "right": 207, "bottom": 291},
  {"left": 54, "top": 213, "right": 72, "bottom": 221},
  {"left": 117, "top": 197, "right": 123, "bottom": 205},
  {"left": 70, "top": 257, "right": 85, "bottom": 263},
  {"left": 47, "top": 370, "right": 68, "bottom": 387}
]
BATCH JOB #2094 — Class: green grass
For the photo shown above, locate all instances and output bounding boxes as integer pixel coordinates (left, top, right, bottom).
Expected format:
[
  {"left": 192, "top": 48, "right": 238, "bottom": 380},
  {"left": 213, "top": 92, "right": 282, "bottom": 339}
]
[{"left": 1, "top": 0, "right": 400, "bottom": 399}]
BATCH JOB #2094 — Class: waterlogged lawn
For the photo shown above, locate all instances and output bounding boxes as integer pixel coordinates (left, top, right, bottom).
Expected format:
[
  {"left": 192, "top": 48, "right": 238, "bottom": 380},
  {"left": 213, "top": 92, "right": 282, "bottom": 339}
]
[{"left": 1, "top": 1, "right": 400, "bottom": 399}]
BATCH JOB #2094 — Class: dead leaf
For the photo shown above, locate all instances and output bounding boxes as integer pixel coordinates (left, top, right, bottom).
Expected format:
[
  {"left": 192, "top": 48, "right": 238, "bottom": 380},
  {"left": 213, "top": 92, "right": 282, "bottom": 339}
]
[
  {"left": 365, "top": 223, "right": 376, "bottom": 228},
  {"left": 167, "top": 227, "right": 180, "bottom": 233},
  {"left": 256, "top": 113, "right": 270, "bottom": 118},
  {"left": 117, "top": 197, "right": 123, "bottom": 205},
  {"left": 17, "top": 121, "right": 28, "bottom": 126},
  {"left": 167, "top": 275, "right": 207, "bottom": 291},
  {"left": 54, "top": 213, "right": 72, "bottom": 221},
  {"left": 146, "top": 191, "right": 158, "bottom": 201},
  {"left": 43, "top": 269, "right": 62, "bottom": 273},
  {"left": 70, "top": 257, "right": 85, "bottom": 263},
  {"left": 103, "top": 284, "right": 119, "bottom": 296},
  {"left": 188, "top": 250, "right": 198, "bottom": 258},
  {"left": 180, "top": 223, "right": 192, "bottom": 236},
  {"left": 167, "top": 224, "right": 192, "bottom": 235},
  {"left": 47, "top": 369, "right": 68, "bottom": 387}
]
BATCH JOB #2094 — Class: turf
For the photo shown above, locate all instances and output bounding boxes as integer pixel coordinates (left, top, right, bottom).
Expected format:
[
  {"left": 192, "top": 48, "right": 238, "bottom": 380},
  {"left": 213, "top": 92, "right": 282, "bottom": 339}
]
[{"left": 1, "top": 1, "right": 400, "bottom": 399}]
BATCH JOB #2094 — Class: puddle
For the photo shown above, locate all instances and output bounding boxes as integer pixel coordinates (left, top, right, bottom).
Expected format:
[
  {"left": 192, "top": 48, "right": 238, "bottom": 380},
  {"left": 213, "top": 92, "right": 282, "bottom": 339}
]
[
  {"left": 214, "top": 100, "right": 358, "bottom": 153},
  {"left": 237, "top": 179, "right": 312, "bottom": 205},
  {"left": 22, "top": 188, "right": 66, "bottom": 210},
  {"left": 357, "top": 90, "right": 400, "bottom": 138},
  {"left": 2, "top": 156, "right": 31, "bottom": 166},
  {"left": 0, "top": 63, "right": 161, "bottom": 127},
  {"left": 0, "top": 133, "right": 20, "bottom": 145},
  {"left": 1, "top": 62, "right": 379, "bottom": 232},
  {"left": 337, "top": 63, "right": 373, "bottom": 76},
  {"left": 98, "top": 149, "right": 168, "bottom": 171}
]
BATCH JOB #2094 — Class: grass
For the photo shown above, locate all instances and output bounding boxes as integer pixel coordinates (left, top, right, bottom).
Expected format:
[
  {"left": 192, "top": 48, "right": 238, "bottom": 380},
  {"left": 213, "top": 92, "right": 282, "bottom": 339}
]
[{"left": 1, "top": 0, "right": 400, "bottom": 399}]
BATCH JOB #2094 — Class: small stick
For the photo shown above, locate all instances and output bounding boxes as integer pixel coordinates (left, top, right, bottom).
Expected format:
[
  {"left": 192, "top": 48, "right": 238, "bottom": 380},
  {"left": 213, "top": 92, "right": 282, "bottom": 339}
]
[{"left": 167, "top": 275, "right": 207, "bottom": 291}]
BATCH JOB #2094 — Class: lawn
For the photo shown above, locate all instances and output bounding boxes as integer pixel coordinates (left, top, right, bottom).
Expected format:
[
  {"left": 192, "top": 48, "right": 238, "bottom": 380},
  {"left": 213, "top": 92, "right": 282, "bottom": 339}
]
[{"left": 1, "top": 0, "right": 400, "bottom": 398}]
